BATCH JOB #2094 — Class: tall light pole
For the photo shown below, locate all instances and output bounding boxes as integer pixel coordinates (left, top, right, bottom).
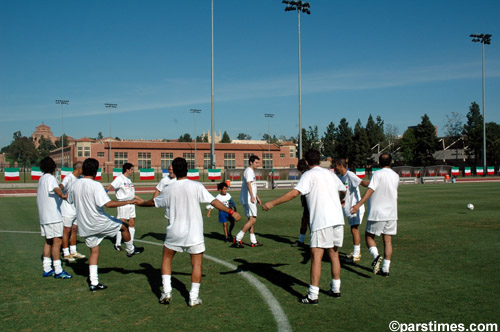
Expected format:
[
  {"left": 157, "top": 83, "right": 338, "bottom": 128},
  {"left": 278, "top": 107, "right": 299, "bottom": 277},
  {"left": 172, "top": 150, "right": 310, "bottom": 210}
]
[
  {"left": 190, "top": 109, "right": 202, "bottom": 168},
  {"left": 470, "top": 33, "right": 492, "bottom": 176},
  {"left": 56, "top": 99, "right": 69, "bottom": 168},
  {"left": 265, "top": 113, "right": 275, "bottom": 168},
  {"left": 210, "top": 0, "right": 216, "bottom": 168},
  {"left": 105, "top": 103, "right": 117, "bottom": 170},
  {"left": 283, "top": 0, "right": 310, "bottom": 159}
]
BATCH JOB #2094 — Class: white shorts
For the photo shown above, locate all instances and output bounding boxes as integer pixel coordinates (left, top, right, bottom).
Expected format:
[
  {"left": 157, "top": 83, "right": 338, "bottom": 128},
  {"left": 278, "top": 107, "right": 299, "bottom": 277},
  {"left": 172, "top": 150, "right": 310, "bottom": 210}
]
[
  {"left": 62, "top": 215, "right": 77, "bottom": 228},
  {"left": 243, "top": 203, "right": 257, "bottom": 218},
  {"left": 117, "top": 204, "right": 136, "bottom": 220},
  {"left": 310, "top": 225, "right": 344, "bottom": 248},
  {"left": 164, "top": 242, "right": 205, "bottom": 254},
  {"left": 366, "top": 220, "right": 397, "bottom": 236},
  {"left": 40, "top": 222, "right": 64, "bottom": 239},
  {"left": 84, "top": 218, "right": 123, "bottom": 248}
]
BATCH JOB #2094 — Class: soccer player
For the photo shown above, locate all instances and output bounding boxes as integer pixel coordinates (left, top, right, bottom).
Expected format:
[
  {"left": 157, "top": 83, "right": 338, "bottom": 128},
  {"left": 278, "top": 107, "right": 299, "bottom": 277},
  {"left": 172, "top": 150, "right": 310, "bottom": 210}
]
[
  {"left": 152, "top": 164, "right": 176, "bottom": 198},
  {"left": 351, "top": 153, "right": 399, "bottom": 276},
  {"left": 68, "top": 158, "right": 144, "bottom": 292},
  {"left": 263, "top": 149, "right": 346, "bottom": 304},
  {"left": 291, "top": 159, "right": 309, "bottom": 247},
  {"left": 36, "top": 157, "right": 72, "bottom": 279},
  {"left": 107, "top": 163, "right": 140, "bottom": 251},
  {"left": 136, "top": 157, "right": 241, "bottom": 306},
  {"left": 334, "top": 158, "right": 369, "bottom": 263},
  {"left": 206, "top": 181, "right": 237, "bottom": 242},
  {"left": 233, "top": 155, "right": 262, "bottom": 248},
  {"left": 59, "top": 161, "right": 86, "bottom": 262}
]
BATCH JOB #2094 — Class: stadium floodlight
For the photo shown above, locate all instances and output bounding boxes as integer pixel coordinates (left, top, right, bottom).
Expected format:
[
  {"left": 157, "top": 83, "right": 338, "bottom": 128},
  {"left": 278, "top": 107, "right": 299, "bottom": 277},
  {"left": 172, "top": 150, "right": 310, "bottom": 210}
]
[
  {"left": 56, "top": 100, "right": 69, "bottom": 168},
  {"left": 264, "top": 114, "right": 275, "bottom": 169},
  {"left": 105, "top": 103, "right": 117, "bottom": 169},
  {"left": 211, "top": 0, "right": 216, "bottom": 169},
  {"left": 470, "top": 33, "right": 492, "bottom": 176},
  {"left": 283, "top": 0, "right": 310, "bottom": 159},
  {"left": 190, "top": 109, "right": 202, "bottom": 169}
]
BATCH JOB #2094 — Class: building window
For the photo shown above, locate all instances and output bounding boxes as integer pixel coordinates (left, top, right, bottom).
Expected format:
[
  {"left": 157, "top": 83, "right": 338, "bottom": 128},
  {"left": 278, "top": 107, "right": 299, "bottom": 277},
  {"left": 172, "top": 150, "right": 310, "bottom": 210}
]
[
  {"left": 84, "top": 146, "right": 90, "bottom": 157},
  {"left": 289, "top": 147, "right": 295, "bottom": 158},
  {"left": 263, "top": 153, "right": 273, "bottom": 169},
  {"left": 161, "top": 153, "right": 173, "bottom": 169},
  {"left": 77, "top": 146, "right": 83, "bottom": 157},
  {"left": 138, "top": 152, "right": 151, "bottom": 169},
  {"left": 224, "top": 153, "right": 235, "bottom": 169},
  {"left": 114, "top": 152, "right": 128, "bottom": 168},
  {"left": 97, "top": 152, "right": 105, "bottom": 158},
  {"left": 243, "top": 153, "right": 254, "bottom": 166},
  {"left": 183, "top": 153, "right": 195, "bottom": 169},
  {"left": 204, "top": 153, "right": 211, "bottom": 169},
  {"left": 280, "top": 153, "right": 285, "bottom": 158}
]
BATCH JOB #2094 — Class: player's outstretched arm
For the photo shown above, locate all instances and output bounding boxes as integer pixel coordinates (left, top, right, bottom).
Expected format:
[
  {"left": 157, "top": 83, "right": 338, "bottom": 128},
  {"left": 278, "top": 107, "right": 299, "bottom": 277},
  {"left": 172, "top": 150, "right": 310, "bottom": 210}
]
[
  {"left": 105, "top": 199, "right": 135, "bottom": 208},
  {"left": 210, "top": 199, "right": 241, "bottom": 222},
  {"left": 351, "top": 188, "right": 374, "bottom": 214},
  {"left": 262, "top": 189, "right": 300, "bottom": 211},
  {"left": 135, "top": 198, "right": 155, "bottom": 207},
  {"left": 53, "top": 187, "right": 67, "bottom": 200},
  {"left": 360, "top": 180, "right": 370, "bottom": 187}
]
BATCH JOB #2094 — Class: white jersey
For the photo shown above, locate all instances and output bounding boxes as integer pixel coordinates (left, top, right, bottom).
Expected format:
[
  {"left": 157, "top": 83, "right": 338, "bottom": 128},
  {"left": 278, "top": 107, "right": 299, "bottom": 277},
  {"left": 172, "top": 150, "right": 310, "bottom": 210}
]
[
  {"left": 215, "top": 193, "right": 233, "bottom": 207},
  {"left": 240, "top": 167, "right": 257, "bottom": 205},
  {"left": 68, "top": 178, "right": 118, "bottom": 237},
  {"left": 111, "top": 174, "right": 135, "bottom": 201},
  {"left": 60, "top": 173, "right": 78, "bottom": 218},
  {"left": 155, "top": 176, "right": 176, "bottom": 192},
  {"left": 154, "top": 179, "right": 215, "bottom": 247},
  {"left": 337, "top": 170, "right": 365, "bottom": 218},
  {"left": 367, "top": 168, "right": 399, "bottom": 221},
  {"left": 294, "top": 166, "right": 346, "bottom": 232},
  {"left": 36, "top": 173, "right": 63, "bottom": 225}
]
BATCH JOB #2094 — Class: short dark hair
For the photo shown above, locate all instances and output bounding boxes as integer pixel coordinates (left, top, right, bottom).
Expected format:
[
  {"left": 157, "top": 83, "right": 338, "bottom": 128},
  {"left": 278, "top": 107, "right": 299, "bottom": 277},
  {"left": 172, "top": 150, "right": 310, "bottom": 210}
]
[
  {"left": 122, "top": 163, "right": 134, "bottom": 173},
  {"left": 82, "top": 158, "right": 99, "bottom": 177},
  {"left": 297, "top": 159, "right": 307, "bottom": 173},
  {"left": 335, "top": 158, "right": 347, "bottom": 168},
  {"left": 248, "top": 155, "right": 260, "bottom": 164},
  {"left": 172, "top": 157, "right": 188, "bottom": 178},
  {"left": 379, "top": 153, "right": 392, "bottom": 167},
  {"left": 217, "top": 182, "right": 228, "bottom": 190},
  {"left": 305, "top": 149, "right": 320, "bottom": 166},
  {"left": 40, "top": 157, "right": 56, "bottom": 174}
]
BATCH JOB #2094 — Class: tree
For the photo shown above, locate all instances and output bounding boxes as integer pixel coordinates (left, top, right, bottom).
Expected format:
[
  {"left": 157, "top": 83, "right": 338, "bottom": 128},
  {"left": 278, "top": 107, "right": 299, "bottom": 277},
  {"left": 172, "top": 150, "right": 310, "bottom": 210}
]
[
  {"left": 384, "top": 124, "right": 399, "bottom": 153},
  {"left": 6, "top": 131, "right": 38, "bottom": 165},
  {"left": 321, "top": 122, "right": 335, "bottom": 159},
  {"left": 415, "top": 114, "right": 438, "bottom": 166},
  {"left": 463, "top": 102, "right": 483, "bottom": 165},
  {"left": 178, "top": 133, "right": 192, "bottom": 142},
  {"left": 444, "top": 112, "right": 464, "bottom": 138},
  {"left": 332, "top": 118, "right": 353, "bottom": 161},
  {"left": 221, "top": 131, "right": 231, "bottom": 143},
  {"left": 351, "top": 119, "right": 371, "bottom": 167},
  {"left": 262, "top": 134, "right": 278, "bottom": 144},
  {"left": 97, "top": 131, "right": 104, "bottom": 140},
  {"left": 365, "top": 114, "right": 385, "bottom": 150},
  {"left": 301, "top": 126, "right": 320, "bottom": 154},
  {"left": 54, "top": 134, "right": 69, "bottom": 148},
  {"left": 400, "top": 128, "right": 417, "bottom": 166},
  {"left": 37, "top": 136, "right": 55, "bottom": 161},
  {"left": 237, "top": 133, "right": 252, "bottom": 140},
  {"left": 486, "top": 122, "right": 500, "bottom": 166}
]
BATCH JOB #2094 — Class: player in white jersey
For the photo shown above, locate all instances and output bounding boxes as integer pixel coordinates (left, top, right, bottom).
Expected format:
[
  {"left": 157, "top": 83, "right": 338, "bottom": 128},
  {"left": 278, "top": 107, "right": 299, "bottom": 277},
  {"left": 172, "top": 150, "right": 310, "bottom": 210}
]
[
  {"left": 136, "top": 157, "right": 241, "bottom": 306},
  {"left": 334, "top": 158, "right": 369, "bottom": 263},
  {"left": 351, "top": 153, "right": 399, "bottom": 276},
  {"left": 264, "top": 150, "right": 346, "bottom": 304},
  {"left": 59, "top": 161, "right": 86, "bottom": 262},
  {"left": 68, "top": 158, "right": 144, "bottom": 292},
  {"left": 206, "top": 181, "right": 237, "bottom": 242},
  {"left": 36, "top": 157, "right": 72, "bottom": 279},
  {"left": 107, "top": 163, "right": 140, "bottom": 251},
  {"left": 153, "top": 164, "right": 176, "bottom": 198},
  {"left": 233, "top": 155, "right": 262, "bottom": 248}
]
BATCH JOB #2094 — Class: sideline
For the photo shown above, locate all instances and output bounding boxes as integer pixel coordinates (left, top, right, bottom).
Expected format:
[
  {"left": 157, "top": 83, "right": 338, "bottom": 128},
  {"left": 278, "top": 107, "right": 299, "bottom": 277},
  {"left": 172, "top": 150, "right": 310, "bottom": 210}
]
[{"left": 0, "top": 231, "right": 292, "bottom": 332}]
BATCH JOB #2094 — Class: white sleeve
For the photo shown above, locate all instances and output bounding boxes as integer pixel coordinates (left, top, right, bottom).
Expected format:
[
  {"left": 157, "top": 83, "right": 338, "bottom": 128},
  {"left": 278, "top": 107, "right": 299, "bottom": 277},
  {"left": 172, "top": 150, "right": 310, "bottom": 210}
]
[
  {"left": 294, "top": 173, "right": 311, "bottom": 195},
  {"left": 48, "top": 176, "right": 59, "bottom": 193},
  {"left": 96, "top": 184, "right": 112, "bottom": 207},
  {"left": 199, "top": 185, "right": 215, "bottom": 204},
  {"left": 154, "top": 191, "right": 166, "bottom": 208},
  {"left": 348, "top": 171, "right": 362, "bottom": 187},
  {"left": 110, "top": 176, "right": 121, "bottom": 190}
]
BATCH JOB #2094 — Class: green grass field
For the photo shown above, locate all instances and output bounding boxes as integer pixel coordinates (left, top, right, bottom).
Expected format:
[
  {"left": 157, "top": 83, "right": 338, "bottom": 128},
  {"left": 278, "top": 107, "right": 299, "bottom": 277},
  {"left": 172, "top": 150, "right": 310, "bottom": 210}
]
[{"left": 1, "top": 183, "right": 499, "bottom": 332}]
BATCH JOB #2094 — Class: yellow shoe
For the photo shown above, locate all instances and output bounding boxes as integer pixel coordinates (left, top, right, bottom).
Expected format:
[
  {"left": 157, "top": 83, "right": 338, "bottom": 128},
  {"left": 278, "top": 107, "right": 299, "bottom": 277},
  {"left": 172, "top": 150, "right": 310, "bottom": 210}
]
[
  {"left": 345, "top": 252, "right": 361, "bottom": 263},
  {"left": 71, "top": 252, "right": 86, "bottom": 259}
]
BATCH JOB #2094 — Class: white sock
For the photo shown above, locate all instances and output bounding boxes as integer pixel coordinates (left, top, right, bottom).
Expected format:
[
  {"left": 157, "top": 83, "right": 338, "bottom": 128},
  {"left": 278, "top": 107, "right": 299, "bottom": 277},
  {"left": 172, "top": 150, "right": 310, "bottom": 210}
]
[
  {"left": 89, "top": 265, "right": 99, "bottom": 286},
  {"left": 382, "top": 259, "right": 391, "bottom": 273},
  {"left": 369, "top": 246, "right": 379, "bottom": 260},
  {"left": 129, "top": 227, "right": 135, "bottom": 242},
  {"left": 43, "top": 257, "right": 52, "bottom": 272},
  {"left": 250, "top": 233, "right": 257, "bottom": 244},
  {"left": 353, "top": 245, "right": 361, "bottom": 257},
  {"left": 299, "top": 233, "right": 306, "bottom": 243},
  {"left": 162, "top": 274, "right": 172, "bottom": 293},
  {"left": 53, "top": 260, "right": 63, "bottom": 274},
  {"left": 190, "top": 282, "right": 201, "bottom": 300},
  {"left": 70, "top": 245, "right": 77, "bottom": 254},
  {"left": 124, "top": 240, "right": 134, "bottom": 255},
  {"left": 331, "top": 279, "right": 341, "bottom": 293},
  {"left": 62, "top": 247, "right": 70, "bottom": 257},
  {"left": 308, "top": 285, "right": 319, "bottom": 300},
  {"left": 115, "top": 231, "right": 122, "bottom": 246},
  {"left": 236, "top": 231, "right": 245, "bottom": 242}
]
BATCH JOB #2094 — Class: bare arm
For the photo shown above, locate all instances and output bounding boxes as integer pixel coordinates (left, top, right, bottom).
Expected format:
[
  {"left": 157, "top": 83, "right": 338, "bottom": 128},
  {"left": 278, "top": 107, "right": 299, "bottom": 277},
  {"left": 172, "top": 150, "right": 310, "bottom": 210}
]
[
  {"left": 210, "top": 199, "right": 241, "bottom": 222},
  {"left": 152, "top": 189, "right": 161, "bottom": 199},
  {"left": 262, "top": 189, "right": 300, "bottom": 211},
  {"left": 351, "top": 188, "right": 374, "bottom": 214},
  {"left": 53, "top": 187, "right": 67, "bottom": 200},
  {"left": 360, "top": 180, "right": 370, "bottom": 187},
  {"left": 106, "top": 184, "right": 114, "bottom": 192},
  {"left": 104, "top": 199, "right": 137, "bottom": 208}
]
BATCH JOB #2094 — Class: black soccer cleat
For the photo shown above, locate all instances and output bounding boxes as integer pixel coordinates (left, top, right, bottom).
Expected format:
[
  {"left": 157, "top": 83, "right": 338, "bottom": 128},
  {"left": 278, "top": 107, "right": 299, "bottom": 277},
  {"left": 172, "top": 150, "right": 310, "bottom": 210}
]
[
  {"left": 89, "top": 283, "right": 108, "bottom": 292},
  {"left": 327, "top": 289, "right": 341, "bottom": 298},
  {"left": 300, "top": 295, "right": 318, "bottom": 305},
  {"left": 371, "top": 255, "right": 383, "bottom": 274},
  {"left": 127, "top": 246, "right": 145, "bottom": 257}
]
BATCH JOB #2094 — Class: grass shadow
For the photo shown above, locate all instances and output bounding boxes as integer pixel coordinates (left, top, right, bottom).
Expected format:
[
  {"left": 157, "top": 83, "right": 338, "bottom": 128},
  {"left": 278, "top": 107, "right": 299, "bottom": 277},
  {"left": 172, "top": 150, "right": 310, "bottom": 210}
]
[
  {"left": 139, "top": 232, "right": 165, "bottom": 241},
  {"left": 255, "top": 232, "right": 295, "bottom": 245}
]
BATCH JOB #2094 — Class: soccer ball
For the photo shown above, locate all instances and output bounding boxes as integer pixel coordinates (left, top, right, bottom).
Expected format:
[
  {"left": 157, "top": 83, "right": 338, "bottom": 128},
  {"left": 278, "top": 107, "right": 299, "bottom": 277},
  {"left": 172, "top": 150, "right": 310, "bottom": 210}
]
[{"left": 467, "top": 203, "right": 474, "bottom": 210}]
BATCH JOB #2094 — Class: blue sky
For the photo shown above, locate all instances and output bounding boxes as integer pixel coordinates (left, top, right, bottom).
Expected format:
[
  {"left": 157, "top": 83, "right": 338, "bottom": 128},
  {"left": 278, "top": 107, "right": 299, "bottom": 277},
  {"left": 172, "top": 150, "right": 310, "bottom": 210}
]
[{"left": 1, "top": 0, "right": 499, "bottom": 149}]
